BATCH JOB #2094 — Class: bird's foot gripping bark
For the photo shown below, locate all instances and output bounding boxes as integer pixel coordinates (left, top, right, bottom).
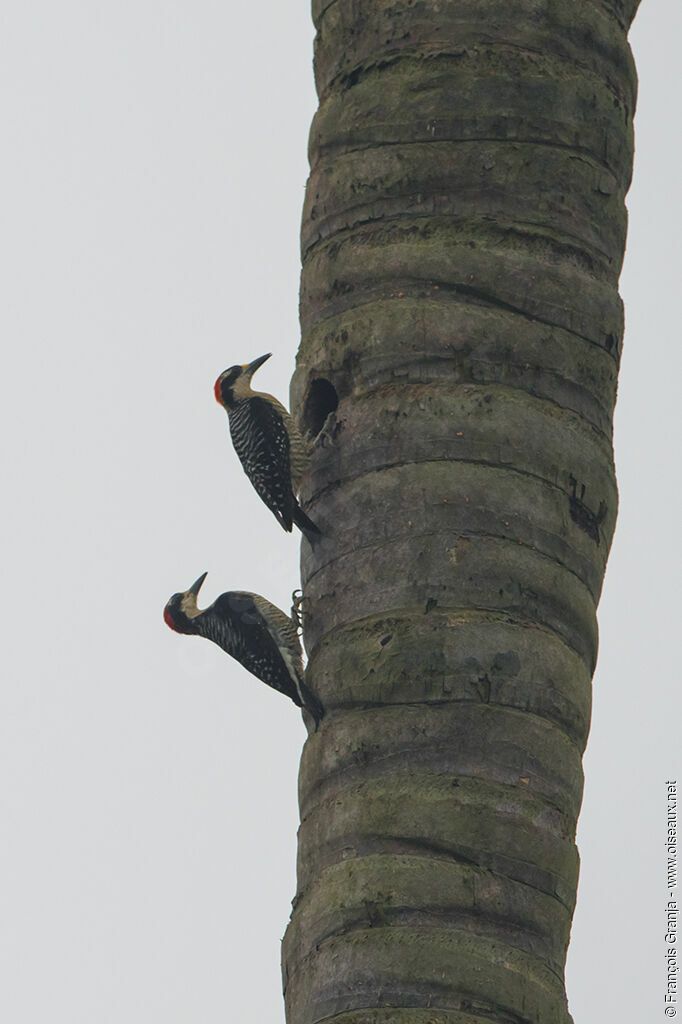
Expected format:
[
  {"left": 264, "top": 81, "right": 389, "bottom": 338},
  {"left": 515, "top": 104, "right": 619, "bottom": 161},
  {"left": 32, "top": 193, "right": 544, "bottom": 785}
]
[
  {"left": 293, "top": 503, "right": 321, "bottom": 544},
  {"left": 291, "top": 589, "right": 304, "bottom": 633}
]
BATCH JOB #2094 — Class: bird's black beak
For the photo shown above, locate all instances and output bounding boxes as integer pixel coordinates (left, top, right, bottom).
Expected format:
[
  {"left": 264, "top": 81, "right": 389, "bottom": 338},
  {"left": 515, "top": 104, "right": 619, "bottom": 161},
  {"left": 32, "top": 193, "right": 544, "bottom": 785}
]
[
  {"left": 245, "top": 352, "right": 272, "bottom": 376},
  {"left": 188, "top": 572, "right": 208, "bottom": 597}
]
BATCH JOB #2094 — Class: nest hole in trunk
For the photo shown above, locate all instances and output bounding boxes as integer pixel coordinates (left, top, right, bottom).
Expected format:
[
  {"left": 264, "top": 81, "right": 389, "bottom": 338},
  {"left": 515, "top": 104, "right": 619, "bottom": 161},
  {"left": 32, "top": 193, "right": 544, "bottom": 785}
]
[{"left": 302, "top": 378, "right": 339, "bottom": 437}]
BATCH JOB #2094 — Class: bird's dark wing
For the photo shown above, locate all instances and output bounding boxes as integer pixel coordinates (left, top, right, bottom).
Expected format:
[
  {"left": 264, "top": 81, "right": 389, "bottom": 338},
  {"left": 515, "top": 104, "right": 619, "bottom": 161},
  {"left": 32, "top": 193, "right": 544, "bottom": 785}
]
[
  {"left": 250, "top": 595, "right": 324, "bottom": 726},
  {"left": 208, "top": 592, "right": 303, "bottom": 706},
  {"left": 228, "top": 397, "right": 294, "bottom": 531},
  {"left": 251, "top": 595, "right": 304, "bottom": 679}
]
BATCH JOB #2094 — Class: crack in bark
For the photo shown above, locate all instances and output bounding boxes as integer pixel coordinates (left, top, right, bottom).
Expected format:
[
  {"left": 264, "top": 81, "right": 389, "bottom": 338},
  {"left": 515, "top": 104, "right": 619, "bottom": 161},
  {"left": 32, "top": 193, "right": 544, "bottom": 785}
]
[
  {"left": 284, "top": 868, "right": 569, "bottom": 970},
  {"left": 297, "top": 837, "right": 575, "bottom": 920},
  {"left": 284, "top": 913, "right": 565, "bottom": 1024},
  {"left": 308, "top": 694, "right": 588, "bottom": 754},
  {"left": 300, "top": 765, "right": 582, "bottom": 845},
  {"left": 287, "top": 918, "right": 568, "bottom": 994},
  {"left": 286, "top": 902, "right": 567, "bottom": 974},
  {"left": 303, "top": 599, "right": 591, "bottom": 682},
  {"left": 313, "top": 1010, "right": 535, "bottom": 1024},
  {"left": 312, "top": 0, "right": 338, "bottom": 27},
  {"left": 310, "top": 134, "right": 623, "bottom": 185},
  {"left": 310, "top": 133, "right": 618, "bottom": 178},
  {"left": 305, "top": 450, "right": 610, "bottom": 525},
  {"left": 303, "top": 206, "right": 617, "bottom": 276},
  {"left": 301, "top": 330, "right": 617, "bottom": 439},
  {"left": 340, "top": 377, "right": 614, "bottom": 447},
  {"left": 301, "top": 698, "right": 586, "bottom": 765},
  {"left": 584, "top": 0, "right": 631, "bottom": 32},
  {"left": 302, "top": 453, "right": 611, "bottom": 603},
  {"left": 302, "top": 273, "right": 621, "bottom": 368},
  {"left": 318, "top": 42, "right": 632, "bottom": 114},
  {"left": 304, "top": 997, "right": 544, "bottom": 1024},
  {"left": 299, "top": 764, "right": 578, "bottom": 846},
  {"left": 307, "top": 352, "right": 614, "bottom": 442},
  {"left": 305, "top": 521, "right": 601, "bottom": 603}
]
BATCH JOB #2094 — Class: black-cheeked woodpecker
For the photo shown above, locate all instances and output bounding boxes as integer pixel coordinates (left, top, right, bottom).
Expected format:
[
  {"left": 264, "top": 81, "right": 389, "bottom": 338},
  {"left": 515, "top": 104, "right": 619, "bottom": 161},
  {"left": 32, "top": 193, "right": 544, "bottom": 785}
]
[
  {"left": 214, "top": 353, "right": 320, "bottom": 540},
  {"left": 163, "top": 572, "right": 323, "bottom": 726}
]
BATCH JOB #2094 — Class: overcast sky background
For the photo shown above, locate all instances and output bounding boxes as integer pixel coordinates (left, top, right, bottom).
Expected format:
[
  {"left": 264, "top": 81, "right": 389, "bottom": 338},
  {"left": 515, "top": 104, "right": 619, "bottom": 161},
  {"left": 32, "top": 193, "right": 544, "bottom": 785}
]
[{"left": 1, "top": 3, "right": 679, "bottom": 1021}]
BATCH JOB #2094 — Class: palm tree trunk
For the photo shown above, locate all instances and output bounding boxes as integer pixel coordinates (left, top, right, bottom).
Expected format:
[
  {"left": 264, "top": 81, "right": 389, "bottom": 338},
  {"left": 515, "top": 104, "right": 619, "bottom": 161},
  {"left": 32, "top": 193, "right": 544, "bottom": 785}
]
[{"left": 284, "top": 2, "right": 640, "bottom": 1021}]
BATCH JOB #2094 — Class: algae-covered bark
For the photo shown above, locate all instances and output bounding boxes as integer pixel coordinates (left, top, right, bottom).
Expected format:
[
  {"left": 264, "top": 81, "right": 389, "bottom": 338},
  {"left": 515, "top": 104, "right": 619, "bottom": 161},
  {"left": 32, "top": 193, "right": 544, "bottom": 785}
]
[{"left": 284, "top": 1, "right": 640, "bottom": 1021}]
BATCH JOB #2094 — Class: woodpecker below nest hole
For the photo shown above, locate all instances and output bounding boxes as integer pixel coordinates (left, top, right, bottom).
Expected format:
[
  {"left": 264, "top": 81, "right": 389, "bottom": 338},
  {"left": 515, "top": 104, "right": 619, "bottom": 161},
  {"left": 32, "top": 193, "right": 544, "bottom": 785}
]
[
  {"left": 163, "top": 572, "right": 323, "bottom": 726},
  {"left": 214, "top": 353, "right": 320, "bottom": 540}
]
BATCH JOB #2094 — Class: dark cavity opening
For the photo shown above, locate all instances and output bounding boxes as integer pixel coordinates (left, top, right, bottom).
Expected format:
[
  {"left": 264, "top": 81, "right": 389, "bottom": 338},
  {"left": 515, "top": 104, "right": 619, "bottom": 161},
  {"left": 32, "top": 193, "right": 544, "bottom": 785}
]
[{"left": 302, "top": 378, "right": 338, "bottom": 437}]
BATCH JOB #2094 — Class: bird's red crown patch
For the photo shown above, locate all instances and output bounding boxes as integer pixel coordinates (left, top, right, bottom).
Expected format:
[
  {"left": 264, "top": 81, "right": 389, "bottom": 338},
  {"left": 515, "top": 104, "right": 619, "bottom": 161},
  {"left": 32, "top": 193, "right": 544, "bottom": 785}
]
[{"left": 163, "top": 605, "right": 180, "bottom": 632}]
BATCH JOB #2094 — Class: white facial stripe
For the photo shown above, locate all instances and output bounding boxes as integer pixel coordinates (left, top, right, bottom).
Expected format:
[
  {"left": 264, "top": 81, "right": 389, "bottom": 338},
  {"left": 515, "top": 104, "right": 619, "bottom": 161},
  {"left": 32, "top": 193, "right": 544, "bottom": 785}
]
[
  {"left": 230, "top": 373, "right": 255, "bottom": 399},
  {"left": 180, "top": 592, "right": 201, "bottom": 618}
]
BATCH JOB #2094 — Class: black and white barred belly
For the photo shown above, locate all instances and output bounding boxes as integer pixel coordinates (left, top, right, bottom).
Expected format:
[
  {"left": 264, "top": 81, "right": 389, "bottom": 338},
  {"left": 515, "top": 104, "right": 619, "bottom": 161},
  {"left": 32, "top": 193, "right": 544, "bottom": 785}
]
[
  {"left": 199, "top": 593, "right": 302, "bottom": 705},
  {"left": 228, "top": 397, "right": 293, "bottom": 529}
]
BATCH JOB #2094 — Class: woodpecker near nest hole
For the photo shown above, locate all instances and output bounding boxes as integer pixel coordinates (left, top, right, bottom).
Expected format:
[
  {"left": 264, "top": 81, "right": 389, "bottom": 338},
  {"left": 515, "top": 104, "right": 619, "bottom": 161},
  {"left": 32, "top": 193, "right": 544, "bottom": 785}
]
[
  {"left": 163, "top": 572, "right": 323, "bottom": 726},
  {"left": 214, "top": 353, "right": 320, "bottom": 540}
]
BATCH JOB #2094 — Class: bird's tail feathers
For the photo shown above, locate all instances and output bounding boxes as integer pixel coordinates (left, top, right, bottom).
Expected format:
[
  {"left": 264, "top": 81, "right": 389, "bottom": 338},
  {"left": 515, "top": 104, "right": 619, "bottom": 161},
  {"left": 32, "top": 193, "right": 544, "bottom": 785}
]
[
  {"left": 293, "top": 503, "right": 321, "bottom": 543},
  {"left": 300, "top": 682, "right": 324, "bottom": 729}
]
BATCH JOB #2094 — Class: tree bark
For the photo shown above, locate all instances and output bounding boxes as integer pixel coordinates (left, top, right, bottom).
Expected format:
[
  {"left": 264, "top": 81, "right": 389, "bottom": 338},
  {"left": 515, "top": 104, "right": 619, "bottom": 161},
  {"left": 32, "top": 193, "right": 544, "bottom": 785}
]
[{"left": 284, "top": 2, "right": 640, "bottom": 1021}]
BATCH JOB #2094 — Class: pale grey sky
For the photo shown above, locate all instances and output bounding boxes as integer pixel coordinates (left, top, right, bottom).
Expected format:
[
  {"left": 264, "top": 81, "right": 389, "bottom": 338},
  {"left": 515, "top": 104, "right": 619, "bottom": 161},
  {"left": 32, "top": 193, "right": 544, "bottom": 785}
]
[{"left": 1, "top": 3, "right": 679, "bottom": 1021}]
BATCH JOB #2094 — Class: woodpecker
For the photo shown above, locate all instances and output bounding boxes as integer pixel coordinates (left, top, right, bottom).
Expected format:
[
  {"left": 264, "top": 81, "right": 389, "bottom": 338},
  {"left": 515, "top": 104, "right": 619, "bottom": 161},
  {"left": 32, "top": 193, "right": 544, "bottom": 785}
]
[
  {"left": 214, "top": 353, "right": 320, "bottom": 540},
  {"left": 163, "top": 572, "right": 323, "bottom": 726}
]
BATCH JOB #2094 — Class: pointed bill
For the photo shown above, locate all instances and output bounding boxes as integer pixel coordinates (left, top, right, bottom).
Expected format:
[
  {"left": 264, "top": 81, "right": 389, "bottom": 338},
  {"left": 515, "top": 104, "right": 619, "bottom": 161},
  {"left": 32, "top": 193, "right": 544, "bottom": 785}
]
[
  {"left": 188, "top": 571, "right": 208, "bottom": 596},
  {"left": 245, "top": 352, "right": 272, "bottom": 376}
]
